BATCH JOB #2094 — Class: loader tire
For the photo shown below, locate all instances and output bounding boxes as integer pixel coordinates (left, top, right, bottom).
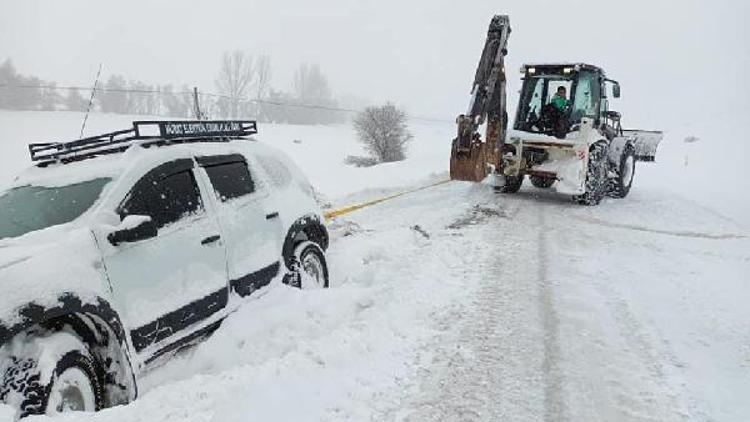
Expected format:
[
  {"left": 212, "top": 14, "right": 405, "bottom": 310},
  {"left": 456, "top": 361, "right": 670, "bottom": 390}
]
[
  {"left": 574, "top": 143, "right": 608, "bottom": 206},
  {"left": 608, "top": 142, "right": 636, "bottom": 198},
  {"left": 495, "top": 175, "right": 524, "bottom": 194},
  {"left": 530, "top": 175, "right": 555, "bottom": 189}
]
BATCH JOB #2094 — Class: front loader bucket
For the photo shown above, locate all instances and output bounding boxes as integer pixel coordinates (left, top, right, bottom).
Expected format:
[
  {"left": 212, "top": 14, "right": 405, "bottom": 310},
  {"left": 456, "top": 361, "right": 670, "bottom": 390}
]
[
  {"left": 450, "top": 141, "right": 489, "bottom": 182},
  {"left": 623, "top": 129, "right": 664, "bottom": 162}
]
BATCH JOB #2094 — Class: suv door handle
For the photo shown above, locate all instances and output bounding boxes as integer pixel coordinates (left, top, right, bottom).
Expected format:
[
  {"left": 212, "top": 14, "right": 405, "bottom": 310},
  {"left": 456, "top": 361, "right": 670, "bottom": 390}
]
[
  {"left": 266, "top": 212, "right": 279, "bottom": 220},
  {"left": 201, "top": 235, "right": 221, "bottom": 245}
]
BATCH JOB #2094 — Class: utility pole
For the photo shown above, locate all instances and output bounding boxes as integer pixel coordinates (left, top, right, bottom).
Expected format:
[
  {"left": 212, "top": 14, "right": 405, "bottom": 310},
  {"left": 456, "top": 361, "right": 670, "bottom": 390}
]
[{"left": 193, "top": 87, "right": 204, "bottom": 120}]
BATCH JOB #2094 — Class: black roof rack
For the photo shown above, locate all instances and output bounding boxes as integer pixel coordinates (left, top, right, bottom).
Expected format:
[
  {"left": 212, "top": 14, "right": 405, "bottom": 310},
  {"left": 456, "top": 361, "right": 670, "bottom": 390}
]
[{"left": 28, "top": 120, "right": 257, "bottom": 167}]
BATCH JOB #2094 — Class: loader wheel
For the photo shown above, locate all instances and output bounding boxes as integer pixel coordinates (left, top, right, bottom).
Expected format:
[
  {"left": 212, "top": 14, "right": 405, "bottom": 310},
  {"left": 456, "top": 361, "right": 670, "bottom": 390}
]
[
  {"left": 608, "top": 142, "right": 636, "bottom": 198},
  {"left": 574, "top": 143, "right": 608, "bottom": 206},
  {"left": 495, "top": 174, "right": 524, "bottom": 194},
  {"left": 530, "top": 175, "right": 555, "bottom": 189}
]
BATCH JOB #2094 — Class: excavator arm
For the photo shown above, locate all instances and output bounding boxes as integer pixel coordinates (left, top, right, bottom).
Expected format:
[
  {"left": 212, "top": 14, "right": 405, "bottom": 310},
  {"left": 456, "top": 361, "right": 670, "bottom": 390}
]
[{"left": 451, "top": 15, "right": 511, "bottom": 182}]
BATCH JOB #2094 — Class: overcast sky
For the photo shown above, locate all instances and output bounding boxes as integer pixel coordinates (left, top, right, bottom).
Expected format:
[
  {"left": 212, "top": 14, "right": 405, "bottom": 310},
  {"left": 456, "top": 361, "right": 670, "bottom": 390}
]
[{"left": 1, "top": 0, "right": 747, "bottom": 128}]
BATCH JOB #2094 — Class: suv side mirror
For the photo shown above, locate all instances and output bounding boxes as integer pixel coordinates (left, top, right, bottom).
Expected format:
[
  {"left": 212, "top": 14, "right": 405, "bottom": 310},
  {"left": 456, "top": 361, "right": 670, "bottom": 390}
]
[
  {"left": 612, "top": 83, "right": 621, "bottom": 98},
  {"left": 108, "top": 215, "right": 157, "bottom": 246}
]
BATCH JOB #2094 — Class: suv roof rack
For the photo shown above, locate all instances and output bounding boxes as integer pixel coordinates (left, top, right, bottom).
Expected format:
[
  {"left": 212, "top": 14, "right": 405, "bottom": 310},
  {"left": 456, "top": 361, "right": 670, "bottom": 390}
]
[{"left": 28, "top": 120, "right": 257, "bottom": 167}]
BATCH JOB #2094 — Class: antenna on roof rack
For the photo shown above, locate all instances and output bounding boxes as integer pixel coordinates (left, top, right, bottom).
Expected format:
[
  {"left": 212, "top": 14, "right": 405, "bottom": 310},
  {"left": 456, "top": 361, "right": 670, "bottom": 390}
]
[{"left": 79, "top": 63, "right": 103, "bottom": 139}]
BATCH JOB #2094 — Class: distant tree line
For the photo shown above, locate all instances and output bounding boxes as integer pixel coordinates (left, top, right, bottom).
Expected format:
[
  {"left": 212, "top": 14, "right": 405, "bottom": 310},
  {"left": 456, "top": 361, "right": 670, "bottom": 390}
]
[{"left": 0, "top": 54, "right": 360, "bottom": 125}]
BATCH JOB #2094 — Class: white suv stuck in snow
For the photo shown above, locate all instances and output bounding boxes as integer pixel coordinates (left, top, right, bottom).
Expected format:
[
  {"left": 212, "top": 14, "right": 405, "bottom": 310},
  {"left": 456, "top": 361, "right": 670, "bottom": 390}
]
[{"left": 0, "top": 120, "right": 329, "bottom": 417}]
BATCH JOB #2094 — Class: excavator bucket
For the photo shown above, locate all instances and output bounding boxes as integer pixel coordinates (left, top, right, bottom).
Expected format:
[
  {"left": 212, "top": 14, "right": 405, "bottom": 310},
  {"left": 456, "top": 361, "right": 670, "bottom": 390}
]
[
  {"left": 450, "top": 140, "right": 489, "bottom": 182},
  {"left": 450, "top": 114, "right": 490, "bottom": 182},
  {"left": 449, "top": 15, "right": 510, "bottom": 183}
]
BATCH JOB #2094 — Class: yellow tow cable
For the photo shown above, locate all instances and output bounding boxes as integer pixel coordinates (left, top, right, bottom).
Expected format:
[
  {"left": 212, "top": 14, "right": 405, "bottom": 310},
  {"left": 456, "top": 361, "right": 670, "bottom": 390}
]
[{"left": 324, "top": 179, "right": 452, "bottom": 221}]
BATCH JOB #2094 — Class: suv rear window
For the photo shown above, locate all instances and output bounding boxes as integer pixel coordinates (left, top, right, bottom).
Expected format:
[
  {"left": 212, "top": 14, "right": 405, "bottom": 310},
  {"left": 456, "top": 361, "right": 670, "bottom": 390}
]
[
  {"left": 204, "top": 161, "right": 255, "bottom": 201},
  {"left": 258, "top": 155, "right": 292, "bottom": 188}
]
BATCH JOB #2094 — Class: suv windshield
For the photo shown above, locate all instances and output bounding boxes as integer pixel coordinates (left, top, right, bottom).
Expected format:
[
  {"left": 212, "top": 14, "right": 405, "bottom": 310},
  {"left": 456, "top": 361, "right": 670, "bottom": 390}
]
[{"left": 0, "top": 178, "right": 111, "bottom": 240}]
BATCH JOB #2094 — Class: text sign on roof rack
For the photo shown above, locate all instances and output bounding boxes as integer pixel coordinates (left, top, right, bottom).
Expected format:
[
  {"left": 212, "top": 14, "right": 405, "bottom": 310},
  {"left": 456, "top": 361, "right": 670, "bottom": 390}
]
[
  {"left": 159, "top": 121, "right": 247, "bottom": 138},
  {"left": 130, "top": 120, "right": 256, "bottom": 139}
]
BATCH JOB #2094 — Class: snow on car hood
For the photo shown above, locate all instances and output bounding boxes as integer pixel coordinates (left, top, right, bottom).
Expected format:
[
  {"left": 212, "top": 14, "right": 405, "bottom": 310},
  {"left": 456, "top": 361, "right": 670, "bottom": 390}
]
[{"left": 0, "top": 225, "right": 109, "bottom": 329}]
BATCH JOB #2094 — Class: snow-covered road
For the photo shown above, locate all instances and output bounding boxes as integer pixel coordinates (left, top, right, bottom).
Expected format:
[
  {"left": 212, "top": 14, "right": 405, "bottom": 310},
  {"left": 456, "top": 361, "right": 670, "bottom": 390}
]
[{"left": 378, "top": 184, "right": 749, "bottom": 422}]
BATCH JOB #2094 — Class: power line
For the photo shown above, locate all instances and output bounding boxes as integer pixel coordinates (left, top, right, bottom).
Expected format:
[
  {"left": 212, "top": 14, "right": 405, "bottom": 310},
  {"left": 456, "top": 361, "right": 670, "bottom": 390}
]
[
  {"left": 0, "top": 83, "right": 167, "bottom": 95},
  {"left": 0, "top": 83, "right": 453, "bottom": 124}
]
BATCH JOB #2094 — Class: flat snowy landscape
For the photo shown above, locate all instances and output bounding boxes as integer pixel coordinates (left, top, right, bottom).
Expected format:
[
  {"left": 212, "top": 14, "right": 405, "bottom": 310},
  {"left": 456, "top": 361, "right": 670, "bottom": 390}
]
[{"left": 0, "top": 110, "right": 747, "bottom": 421}]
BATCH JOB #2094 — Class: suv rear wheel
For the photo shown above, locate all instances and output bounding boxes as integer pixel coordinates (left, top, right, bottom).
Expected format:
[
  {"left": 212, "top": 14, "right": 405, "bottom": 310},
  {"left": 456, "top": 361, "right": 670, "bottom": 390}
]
[
  {"left": 283, "top": 241, "right": 329, "bottom": 289},
  {"left": 298, "top": 242, "right": 329, "bottom": 289}
]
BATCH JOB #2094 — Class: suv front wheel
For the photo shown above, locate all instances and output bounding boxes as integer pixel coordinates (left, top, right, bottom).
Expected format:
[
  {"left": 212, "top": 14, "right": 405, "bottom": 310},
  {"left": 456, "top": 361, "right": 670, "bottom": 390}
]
[{"left": 1, "top": 330, "right": 103, "bottom": 417}]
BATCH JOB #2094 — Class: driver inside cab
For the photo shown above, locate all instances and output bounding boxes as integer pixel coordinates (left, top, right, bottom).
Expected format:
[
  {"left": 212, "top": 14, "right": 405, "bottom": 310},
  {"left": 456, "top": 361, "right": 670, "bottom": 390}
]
[{"left": 550, "top": 86, "right": 570, "bottom": 111}]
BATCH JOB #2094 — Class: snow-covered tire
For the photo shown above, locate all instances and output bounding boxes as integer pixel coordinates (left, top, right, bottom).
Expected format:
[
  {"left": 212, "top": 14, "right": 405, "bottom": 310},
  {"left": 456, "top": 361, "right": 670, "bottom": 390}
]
[
  {"left": 0, "top": 356, "right": 45, "bottom": 416},
  {"left": 0, "top": 331, "right": 103, "bottom": 417},
  {"left": 574, "top": 142, "right": 609, "bottom": 206},
  {"left": 283, "top": 241, "right": 329, "bottom": 289},
  {"left": 529, "top": 175, "right": 555, "bottom": 189},
  {"left": 495, "top": 175, "right": 524, "bottom": 194},
  {"left": 608, "top": 142, "right": 636, "bottom": 198}
]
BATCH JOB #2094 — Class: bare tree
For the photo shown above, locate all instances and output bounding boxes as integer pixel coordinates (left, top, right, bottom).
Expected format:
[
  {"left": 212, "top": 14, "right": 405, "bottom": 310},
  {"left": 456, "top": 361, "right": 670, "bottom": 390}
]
[
  {"left": 255, "top": 54, "right": 272, "bottom": 101},
  {"left": 39, "top": 82, "right": 62, "bottom": 111},
  {"left": 289, "top": 62, "right": 344, "bottom": 124},
  {"left": 126, "top": 80, "right": 148, "bottom": 114},
  {"left": 293, "top": 63, "right": 331, "bottom": 103},
  {"left": 161, "top": 84, "right": 191, "bottom": 117},
  {"left": 251, "top": 54, "right": 272, "bottom": 119},
  {"left": 215, "top": 50, "right": 255, "bottom": 118},
  {"left": 100, "top": 74, "right": 128, "bottom": 114},
  {"left": 352, "top": 103, "right": 413, "bottom": 163},
  {"left": 64, "top": 88, "right": 88, "bottom": 112}
]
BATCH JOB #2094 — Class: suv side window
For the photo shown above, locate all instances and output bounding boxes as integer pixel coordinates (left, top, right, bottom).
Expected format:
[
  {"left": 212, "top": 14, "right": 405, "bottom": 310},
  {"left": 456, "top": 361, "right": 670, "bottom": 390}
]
[
  {"left": 120, "top": 160, "right": 203, "bottom": 228},
  {"left": 198, "top": 155, "right": 255, "bottom": 202}
]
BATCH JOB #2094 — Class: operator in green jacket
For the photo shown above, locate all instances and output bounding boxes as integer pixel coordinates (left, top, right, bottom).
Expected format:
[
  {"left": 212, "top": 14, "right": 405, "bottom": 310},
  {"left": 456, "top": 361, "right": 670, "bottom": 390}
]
[{"left": 550, "top": 86, "right": 570, "bottom": 111}]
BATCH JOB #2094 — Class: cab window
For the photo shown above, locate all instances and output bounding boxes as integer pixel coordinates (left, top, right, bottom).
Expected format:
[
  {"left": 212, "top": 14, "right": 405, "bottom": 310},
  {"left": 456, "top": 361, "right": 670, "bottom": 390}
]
[{"left": 571, "top": 71, "right": 601, "bottom": 123}]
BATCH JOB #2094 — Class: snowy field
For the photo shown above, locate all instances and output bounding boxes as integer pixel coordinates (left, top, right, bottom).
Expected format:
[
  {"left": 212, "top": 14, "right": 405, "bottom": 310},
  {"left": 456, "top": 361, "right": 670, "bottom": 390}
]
[{"left": 0, "top": 111, "right": 748, "bottom": 421}]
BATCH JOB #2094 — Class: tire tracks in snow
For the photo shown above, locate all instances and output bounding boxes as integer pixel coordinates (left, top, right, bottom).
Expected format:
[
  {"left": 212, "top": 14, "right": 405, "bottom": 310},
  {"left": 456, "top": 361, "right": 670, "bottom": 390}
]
[
  {"left": 537, "top": 204, "right": 567, "bottom": 422},
  {"left": 570, "top": 215, "right": 746, "bottom": 240},
  {"left": 385, "top": 194, "right": 567, "bottom": 421},
  {"left": 544, "top": 198, "right": 697, "bottom": 421}
]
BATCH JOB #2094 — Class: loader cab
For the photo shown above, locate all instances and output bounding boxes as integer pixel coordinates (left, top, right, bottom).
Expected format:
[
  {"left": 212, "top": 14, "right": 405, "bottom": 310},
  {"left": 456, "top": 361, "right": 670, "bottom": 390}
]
[{"left": 514, "top": 63, "right": 612, "bottom": 138}]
